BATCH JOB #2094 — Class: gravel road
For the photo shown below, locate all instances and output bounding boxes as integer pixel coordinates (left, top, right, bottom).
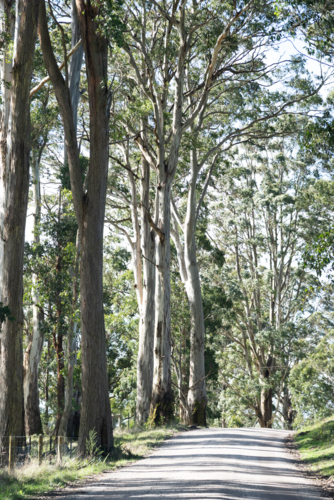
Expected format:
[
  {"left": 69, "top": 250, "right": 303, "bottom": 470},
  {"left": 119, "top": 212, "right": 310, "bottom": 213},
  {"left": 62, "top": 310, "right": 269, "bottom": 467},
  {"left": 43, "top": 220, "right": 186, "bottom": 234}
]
[{"left": 54, "top": 428, "right": 325, "bottom": 499}]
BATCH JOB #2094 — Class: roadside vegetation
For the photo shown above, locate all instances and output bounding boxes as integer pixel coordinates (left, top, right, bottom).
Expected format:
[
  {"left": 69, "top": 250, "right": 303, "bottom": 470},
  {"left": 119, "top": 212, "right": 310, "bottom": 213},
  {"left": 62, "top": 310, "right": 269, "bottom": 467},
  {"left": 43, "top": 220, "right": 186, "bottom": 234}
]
[
  {"left": 294, "top": 416, "right": 334, "bottom": 477},
  {"left": 0, "top": 425, "right": 181, "bottom": 500}
]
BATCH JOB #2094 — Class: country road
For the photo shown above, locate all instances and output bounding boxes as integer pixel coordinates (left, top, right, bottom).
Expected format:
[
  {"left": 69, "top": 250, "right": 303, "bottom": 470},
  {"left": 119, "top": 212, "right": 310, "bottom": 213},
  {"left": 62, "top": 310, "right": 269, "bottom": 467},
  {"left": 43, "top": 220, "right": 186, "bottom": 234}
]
[{"left": 54, "top": 428, "right": 325, "bottom": 499}]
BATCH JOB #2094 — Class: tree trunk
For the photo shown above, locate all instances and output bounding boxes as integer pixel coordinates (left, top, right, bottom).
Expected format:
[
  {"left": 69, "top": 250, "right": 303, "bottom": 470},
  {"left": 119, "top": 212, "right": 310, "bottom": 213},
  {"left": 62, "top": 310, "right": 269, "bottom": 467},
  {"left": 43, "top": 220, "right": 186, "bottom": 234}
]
[
  {"left": 58, "top": 233, "right": 80, "bottom": 437},
  {"left": 136, "top": 156, "right": 155, "bottom": 423},
  {"left": 38, "top": 0, "right": 113, "bottom": 453},
  {"left": 259, "top": 387, "right": 273, "bottom": 428},
  {"left": 170, "top": 149, "right": 208, "bottom": 426},
  {"left": 184, "top": 156, "right": 207, "bottom": 426},
  {"left": 53, "top": 188, "right": 65, "bottom": 437},
  {"left": 64, "top": 0, "right": 83, "bottom": 165},
  {"left": 67, "top": 389, "right": 81, "bottom": 437},
  {"left": 282, "top": 385, "right": 295, "bottom": 430},
  {"left": 68, "top": 0, "right": 83, "bottom": 135},
  {"left": 58, "top": 0, "right": 82, "bottom": 437},
  {"left": 54, "top": 333, "right": 65, "bottom": 436},
  {"left": 76, "top": 0, "right": 113, "bottom": 454},
  {"left": 23, "top": 155, "right": 44, "bottom": 435},
  {"left": 44, "top": 338, "right": 50, "bottom": 426},
  {"left": 0, "top": 0, "right": 39, "bottom": 440},
  {"left": 150, "top": 178, "right": 174, "bottom": 424},
  {"left": 185, "top": 243, "right": 207, "bottom": 426}
]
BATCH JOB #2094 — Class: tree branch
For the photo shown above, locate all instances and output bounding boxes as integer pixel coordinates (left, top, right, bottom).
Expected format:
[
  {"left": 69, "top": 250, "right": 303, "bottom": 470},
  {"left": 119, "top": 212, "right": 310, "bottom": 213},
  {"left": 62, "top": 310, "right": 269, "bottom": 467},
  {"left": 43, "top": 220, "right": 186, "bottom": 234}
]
[{"left": 30, "top": 39, "right": 82, "bottom": 98}]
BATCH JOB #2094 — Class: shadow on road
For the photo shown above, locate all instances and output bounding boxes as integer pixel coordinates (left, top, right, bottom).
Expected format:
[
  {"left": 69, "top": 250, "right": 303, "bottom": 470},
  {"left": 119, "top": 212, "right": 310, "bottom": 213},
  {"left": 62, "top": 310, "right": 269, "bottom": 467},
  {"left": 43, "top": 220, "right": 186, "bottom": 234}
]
[{"left": 55, "top": 429, "right": 322, "bottom": 500}]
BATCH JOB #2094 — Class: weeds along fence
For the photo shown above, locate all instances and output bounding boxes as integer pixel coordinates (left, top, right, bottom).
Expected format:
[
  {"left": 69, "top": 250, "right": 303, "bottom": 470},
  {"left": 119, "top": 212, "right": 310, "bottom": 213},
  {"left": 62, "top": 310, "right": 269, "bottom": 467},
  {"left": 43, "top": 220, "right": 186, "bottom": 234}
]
[
  {"left": 0, "top": 435, "right": 78, "bottom": 472},
  {"left": 0, "top": 414, "right": 135, "bottom": 473}
]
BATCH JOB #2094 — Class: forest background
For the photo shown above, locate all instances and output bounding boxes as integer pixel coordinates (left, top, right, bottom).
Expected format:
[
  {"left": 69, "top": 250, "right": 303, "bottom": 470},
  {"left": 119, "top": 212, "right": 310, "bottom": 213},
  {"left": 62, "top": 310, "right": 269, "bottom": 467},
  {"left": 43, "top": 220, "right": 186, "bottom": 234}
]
[{"left": 1, "top": 0, "right": 334, "bottom": 455}]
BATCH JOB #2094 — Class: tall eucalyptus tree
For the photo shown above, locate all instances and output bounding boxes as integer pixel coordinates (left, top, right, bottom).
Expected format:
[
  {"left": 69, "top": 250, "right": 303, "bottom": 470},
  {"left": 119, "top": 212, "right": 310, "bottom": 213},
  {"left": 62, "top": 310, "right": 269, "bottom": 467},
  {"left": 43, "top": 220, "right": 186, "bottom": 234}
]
[
  {"left": 59, "top": 0, "right": 83, "bottom": 439},
  {"left": 38, "top": 0, "right": 113, "bottom": 453},
  {"left": 106, "top": 135, "right": 155, "bottom": 423},
  {"left": 0, "top": 0, "right": 40, "bottom": 439}
]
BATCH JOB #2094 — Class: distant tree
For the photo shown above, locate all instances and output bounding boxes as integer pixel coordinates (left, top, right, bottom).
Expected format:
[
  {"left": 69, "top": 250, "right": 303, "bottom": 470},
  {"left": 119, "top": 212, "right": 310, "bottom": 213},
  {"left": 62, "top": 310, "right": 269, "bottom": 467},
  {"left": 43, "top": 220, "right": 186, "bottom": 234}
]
[{"left": 209, "top": 142, "right": 321, "bottom": 428}]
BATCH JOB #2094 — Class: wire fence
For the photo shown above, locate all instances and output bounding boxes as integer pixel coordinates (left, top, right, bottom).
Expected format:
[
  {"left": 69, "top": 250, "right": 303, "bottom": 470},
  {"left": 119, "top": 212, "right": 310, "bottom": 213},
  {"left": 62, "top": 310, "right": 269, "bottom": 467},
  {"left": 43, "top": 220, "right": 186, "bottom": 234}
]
[
  {"left": 0, "top": 435, "right": 78, "bottom": 471},
  {"left": 0, "top": 413, "right": 135, "bottom": 472}
]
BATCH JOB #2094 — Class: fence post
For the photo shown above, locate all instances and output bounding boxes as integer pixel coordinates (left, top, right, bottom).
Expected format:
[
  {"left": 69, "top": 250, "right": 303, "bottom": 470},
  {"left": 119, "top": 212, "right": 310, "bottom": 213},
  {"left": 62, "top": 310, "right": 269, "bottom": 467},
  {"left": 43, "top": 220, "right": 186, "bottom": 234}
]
[
  {"left": 38, "top": 434, "right": 43, "bottom": 465},
  {"left": 118, "top": 414, "right": 122, "bottom": 429},
  {"left": 29, "top": 436, "right": 31, "bottom": 460},
  {"left": 128, "top": 412, "right": 129, "bottom": 429},
  {"left": 58, "top": 436, "right": 64, "bottom": 464},
  {"left": 8, "top": 436, "right": 14, "bottom": 473}
]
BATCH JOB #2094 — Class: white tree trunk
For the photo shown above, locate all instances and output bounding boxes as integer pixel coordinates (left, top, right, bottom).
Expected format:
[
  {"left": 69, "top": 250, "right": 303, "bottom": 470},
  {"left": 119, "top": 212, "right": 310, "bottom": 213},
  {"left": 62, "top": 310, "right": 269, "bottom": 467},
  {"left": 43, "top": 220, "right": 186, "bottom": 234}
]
[
  {"left": 151, "top": 178, "right": 174, "bottom": 422},
  {"left": 170, "top": 150, "right": 208, "bottom": 425},
  {"left": 184, "top": 153, "right": 207, "bottom": 425},
  {"left": 58, "top": 232, "right": 80, "bottom": 437},
  {"left": 23, "top": 155, "right": 44, "bottom": 435},
  {"left": 64, "top": 0, "right": 83, "bottom": 163},
  {"left": 68, "top": 0, "right": 83, "bottom": 134},
  {"left": 58, "top": 0, "right": 83, "bottom": 437},
  {"left": 184, "top": 243, "right": 207, "bottom": 425},
  {"left": 136, "top": 156, "right": 155, "bottom": 422}
]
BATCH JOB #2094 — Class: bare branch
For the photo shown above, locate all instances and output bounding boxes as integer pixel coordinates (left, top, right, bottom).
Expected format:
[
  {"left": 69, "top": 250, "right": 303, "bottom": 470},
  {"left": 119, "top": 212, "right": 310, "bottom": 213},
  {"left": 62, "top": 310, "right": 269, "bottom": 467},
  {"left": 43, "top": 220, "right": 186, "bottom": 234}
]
[{"left": 31, "top": 40, "right": 82, "bottom": 98}]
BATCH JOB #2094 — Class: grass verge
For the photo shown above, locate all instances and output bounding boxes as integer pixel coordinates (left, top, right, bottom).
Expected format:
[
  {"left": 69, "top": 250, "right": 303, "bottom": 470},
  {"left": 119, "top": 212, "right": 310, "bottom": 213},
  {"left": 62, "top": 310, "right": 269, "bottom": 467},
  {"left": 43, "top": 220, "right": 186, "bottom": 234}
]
[
  {"left": 0, "top": 424, "right": 183, "bottom": 500},
  {"left": 294, "top": 416, "right": 334, "bottom": 477}
]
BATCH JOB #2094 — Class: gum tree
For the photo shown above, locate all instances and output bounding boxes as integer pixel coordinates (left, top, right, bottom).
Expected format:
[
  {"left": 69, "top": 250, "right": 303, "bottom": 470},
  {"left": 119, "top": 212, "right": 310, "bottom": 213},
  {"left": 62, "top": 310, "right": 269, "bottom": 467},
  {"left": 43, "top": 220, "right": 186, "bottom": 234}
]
[
  {"left": 38, "top": 0, "right": 114, "bottom": 452},
  {"left": 0, "top": 0, "right": 40, "bottom": 439}
]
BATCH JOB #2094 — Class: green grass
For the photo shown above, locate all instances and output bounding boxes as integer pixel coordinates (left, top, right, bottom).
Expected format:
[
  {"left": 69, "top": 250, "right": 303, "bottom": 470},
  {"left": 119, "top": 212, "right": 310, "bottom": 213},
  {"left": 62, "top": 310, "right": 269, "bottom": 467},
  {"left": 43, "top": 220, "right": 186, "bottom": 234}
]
[
  {"left": 294, "top": 416, "right": 334, "bottom": 477},
  {"left": 0, "top": 424, "right": 182, "bottom": 500}
]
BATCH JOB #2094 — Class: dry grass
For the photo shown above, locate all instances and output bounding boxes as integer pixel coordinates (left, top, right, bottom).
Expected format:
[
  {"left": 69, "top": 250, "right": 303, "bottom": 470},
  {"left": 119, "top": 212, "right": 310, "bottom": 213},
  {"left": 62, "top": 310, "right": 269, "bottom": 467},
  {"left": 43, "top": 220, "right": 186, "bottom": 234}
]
[{"left": 0, "top": 424, "right": 182, "bottom": 500}]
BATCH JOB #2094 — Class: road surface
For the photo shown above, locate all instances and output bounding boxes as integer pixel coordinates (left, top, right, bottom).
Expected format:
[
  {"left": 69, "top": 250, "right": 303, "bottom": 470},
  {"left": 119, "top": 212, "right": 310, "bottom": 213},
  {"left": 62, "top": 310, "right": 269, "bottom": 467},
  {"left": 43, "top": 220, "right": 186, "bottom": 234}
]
[{"left": 55, "top": 428, "right": 325, "bottom": 499}]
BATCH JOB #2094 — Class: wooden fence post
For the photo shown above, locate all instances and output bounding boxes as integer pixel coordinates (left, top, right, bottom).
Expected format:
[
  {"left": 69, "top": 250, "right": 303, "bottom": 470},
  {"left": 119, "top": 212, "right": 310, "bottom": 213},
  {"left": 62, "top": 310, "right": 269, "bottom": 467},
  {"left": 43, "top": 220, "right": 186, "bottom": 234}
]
[
  {"left": 118, "top": 414, "right": 122, "bottom": 429},
  {"left": 8, "top": 436, "right": 14, "bottom": 473},
  {"left": 58, "top": 436, "right": 64, "bottom": 464},
  {"left": 38, "top": 434, "right": 43, "bottom": 465}
]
